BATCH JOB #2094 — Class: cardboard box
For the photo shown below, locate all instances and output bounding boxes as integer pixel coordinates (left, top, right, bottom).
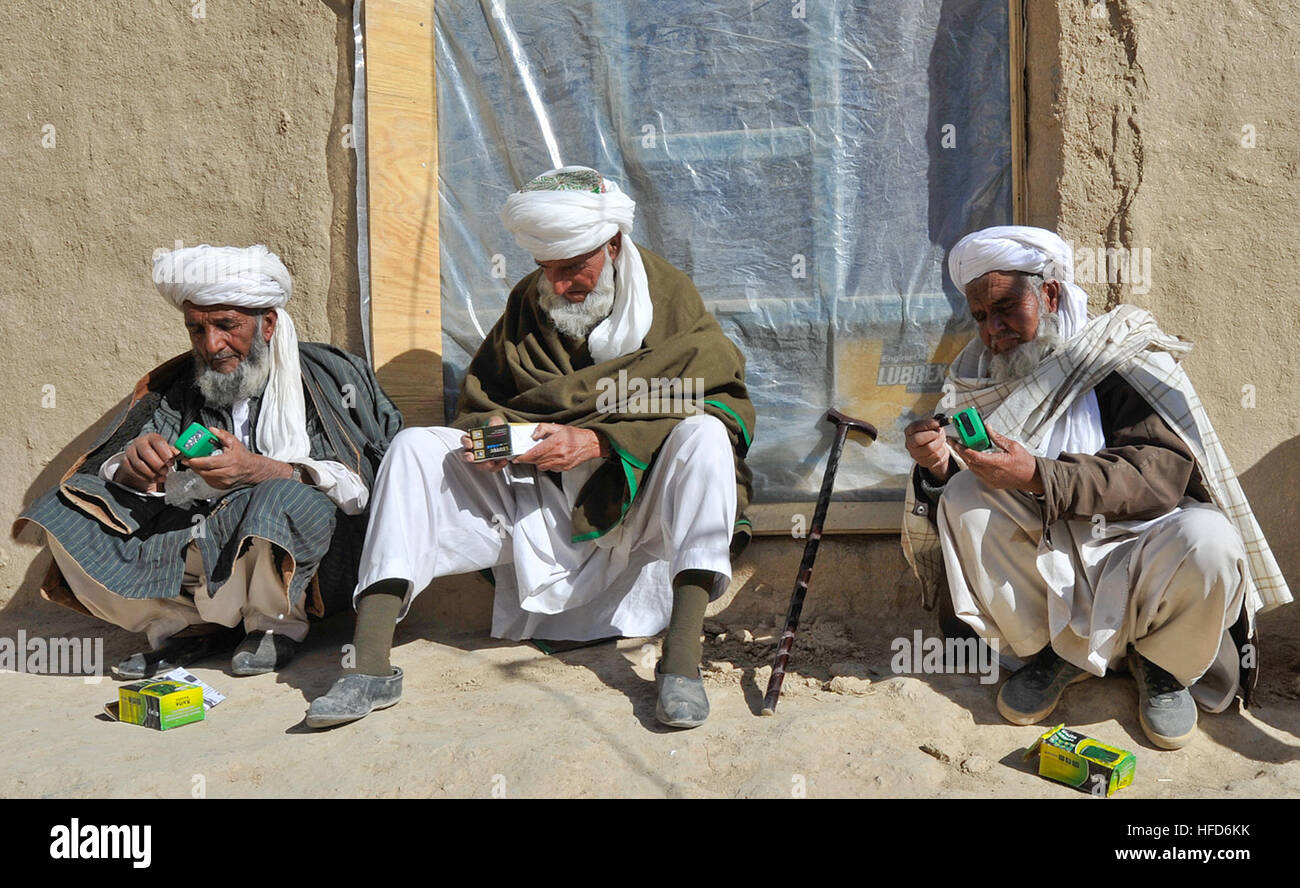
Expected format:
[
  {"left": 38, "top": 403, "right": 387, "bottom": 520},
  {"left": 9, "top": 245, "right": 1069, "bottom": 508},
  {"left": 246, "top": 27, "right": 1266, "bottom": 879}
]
[
  {"left": 468, "top": 423, "right": 539, "bottom": 461},
  {"left": 114, "top": 680, "right": 206, "bottom": 731},
  {"left": 1024, "top": 725, "right": 1136, "bottom": 797}
]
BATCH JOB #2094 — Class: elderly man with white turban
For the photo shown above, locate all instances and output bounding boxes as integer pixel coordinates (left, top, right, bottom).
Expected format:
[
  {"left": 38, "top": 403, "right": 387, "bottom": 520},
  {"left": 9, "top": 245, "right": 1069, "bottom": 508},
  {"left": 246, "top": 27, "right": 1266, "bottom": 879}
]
[
  {"left": 900, "top": 226, "right": 1290, "bottom": 749},
  {"left": 16, "top": 245, "right": 402, "bottom": 678},
  {"left": 307, "top": 166, "right": 754, "bottom": 730}
]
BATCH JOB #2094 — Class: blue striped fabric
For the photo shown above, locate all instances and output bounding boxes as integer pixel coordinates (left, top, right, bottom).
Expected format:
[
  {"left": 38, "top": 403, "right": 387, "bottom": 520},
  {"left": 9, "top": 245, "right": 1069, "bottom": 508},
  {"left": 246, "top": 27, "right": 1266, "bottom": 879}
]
[{"left": 17, "top": 344, "right": 403, "bottom": 615}]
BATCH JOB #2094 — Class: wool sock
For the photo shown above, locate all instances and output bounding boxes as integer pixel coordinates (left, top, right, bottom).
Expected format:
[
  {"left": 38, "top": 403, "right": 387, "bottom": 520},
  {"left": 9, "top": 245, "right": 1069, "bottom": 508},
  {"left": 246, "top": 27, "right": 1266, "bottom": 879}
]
[
  {"left": 345, "top": 578, "right": 406, "bottom": 676},
  {"left": 659, "top": 570, "right": 716, "bottom": 676}
]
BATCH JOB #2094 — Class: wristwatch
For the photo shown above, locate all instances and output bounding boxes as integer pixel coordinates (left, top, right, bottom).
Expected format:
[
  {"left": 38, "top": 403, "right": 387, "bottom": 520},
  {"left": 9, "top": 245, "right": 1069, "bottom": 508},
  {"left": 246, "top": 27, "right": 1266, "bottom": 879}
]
[{"left": 289, "top": 464, "right": 304, "bottom": 483}]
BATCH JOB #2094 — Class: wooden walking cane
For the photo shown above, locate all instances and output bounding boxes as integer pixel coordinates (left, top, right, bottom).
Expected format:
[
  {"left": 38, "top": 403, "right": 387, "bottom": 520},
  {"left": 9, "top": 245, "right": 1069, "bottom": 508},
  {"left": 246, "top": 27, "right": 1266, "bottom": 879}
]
[{"left": 761, "top": 408, "right": 877, "bottom": 716}]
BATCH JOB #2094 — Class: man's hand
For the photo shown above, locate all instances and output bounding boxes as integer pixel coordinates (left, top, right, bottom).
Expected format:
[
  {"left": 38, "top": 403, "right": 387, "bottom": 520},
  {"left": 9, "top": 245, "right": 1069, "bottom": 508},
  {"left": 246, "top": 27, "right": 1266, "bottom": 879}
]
[
  {"left": 904, "top": 417, "right": 953, "bottom": 482},
  {"left": 953, "top": 429, "right": 1044, "bottom": 493},
  {"left": 116, "top": 433, "right": 179, "bottom": 493},
  {"left": 514, "top": 423, "right": 608, "bottom": 472},
  {"left": 186, "top": 428, "right": 293, "bottom": 489},
  {"left": 461, "top": 415, "right": 510, "bottom": 473}
]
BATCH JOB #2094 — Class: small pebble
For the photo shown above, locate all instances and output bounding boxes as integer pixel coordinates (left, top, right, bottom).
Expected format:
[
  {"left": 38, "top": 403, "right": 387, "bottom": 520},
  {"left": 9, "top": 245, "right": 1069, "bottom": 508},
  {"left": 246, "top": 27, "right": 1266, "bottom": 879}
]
[{"left": 826, "top": 676, "right": 873, "bottom": 696}]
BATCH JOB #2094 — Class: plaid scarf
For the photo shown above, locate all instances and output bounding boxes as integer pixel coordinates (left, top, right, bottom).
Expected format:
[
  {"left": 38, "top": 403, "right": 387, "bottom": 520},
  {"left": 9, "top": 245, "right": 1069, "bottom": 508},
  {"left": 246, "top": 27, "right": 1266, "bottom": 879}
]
[{"left": 902, "top": 304, "right": 1291, "bottom": 626}]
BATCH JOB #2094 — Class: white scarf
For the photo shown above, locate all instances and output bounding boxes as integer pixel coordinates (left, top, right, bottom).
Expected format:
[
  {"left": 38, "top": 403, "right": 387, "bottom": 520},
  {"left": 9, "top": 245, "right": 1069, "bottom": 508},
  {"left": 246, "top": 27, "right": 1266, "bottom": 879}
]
[
  {"left": 500, "top": 166, "right": 652, "bottom": 363},
  {"left": 153, "top": 244, "right": 310, "bottom": 461}
]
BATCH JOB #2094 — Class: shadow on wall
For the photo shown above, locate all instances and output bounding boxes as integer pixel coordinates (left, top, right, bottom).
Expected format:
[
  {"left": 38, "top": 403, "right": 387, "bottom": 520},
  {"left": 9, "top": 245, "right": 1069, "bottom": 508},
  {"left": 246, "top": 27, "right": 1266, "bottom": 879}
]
[
  {"left": 1215, "top": 433, "right": 1300, "bottom": 761},
  {"left": 921, "top": 0, "right": 1006, "bottom": 392},
  {"left": 1238, "top": 434, "right": 1300, "bottom": 595},
  {"left": 6, "top": 397, "right": 144, "bottom": 664},
  {"left": 378, "top": 349, "right": 444, "bottom": 429}
]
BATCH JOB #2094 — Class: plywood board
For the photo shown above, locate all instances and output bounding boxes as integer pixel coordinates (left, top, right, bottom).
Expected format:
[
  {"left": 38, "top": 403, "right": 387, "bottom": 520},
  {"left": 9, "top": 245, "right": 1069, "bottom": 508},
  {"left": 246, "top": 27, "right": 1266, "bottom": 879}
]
[{"left": 365, "top": 0, "right": 442, "bottom": 426}]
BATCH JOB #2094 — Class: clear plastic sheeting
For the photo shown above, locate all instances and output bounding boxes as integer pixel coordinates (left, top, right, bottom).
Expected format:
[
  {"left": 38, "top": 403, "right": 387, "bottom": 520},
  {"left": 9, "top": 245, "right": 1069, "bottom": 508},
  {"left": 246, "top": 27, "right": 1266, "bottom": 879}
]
[{"left": 435, "top": 0, "right": 1013, "bottom": 504}]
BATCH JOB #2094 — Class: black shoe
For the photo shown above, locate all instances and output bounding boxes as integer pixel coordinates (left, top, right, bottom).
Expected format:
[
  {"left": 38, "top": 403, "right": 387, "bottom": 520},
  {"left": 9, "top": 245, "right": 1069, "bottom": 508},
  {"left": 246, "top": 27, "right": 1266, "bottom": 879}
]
[
  {"left": 112, "top": 626, "right": 242, "bottom": 680},
  {"left": 996, "top": 646, "right": 1091, "bottom": 725},
  {"left": 230, "top": 630, "right": 298, "bottom": 676}
]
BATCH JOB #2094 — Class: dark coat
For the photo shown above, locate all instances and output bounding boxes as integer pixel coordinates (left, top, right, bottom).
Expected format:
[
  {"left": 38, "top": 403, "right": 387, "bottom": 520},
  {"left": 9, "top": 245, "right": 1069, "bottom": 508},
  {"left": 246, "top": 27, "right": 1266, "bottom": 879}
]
[{"left": 14, "top": 343, "right": 403, "bottom": 619}]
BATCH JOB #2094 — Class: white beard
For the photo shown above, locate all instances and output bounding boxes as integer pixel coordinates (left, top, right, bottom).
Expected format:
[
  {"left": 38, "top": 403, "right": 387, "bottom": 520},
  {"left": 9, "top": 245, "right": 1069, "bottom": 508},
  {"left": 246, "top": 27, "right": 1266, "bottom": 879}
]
[
  {"left": 194, "top": 324, "right": 272, "bottom": 407},
  {"left": 537, "top": 250, "right": 617, "bottom": 341},
  {"left": 988, "top": 308, "right": 1063, "bottom": 383}
]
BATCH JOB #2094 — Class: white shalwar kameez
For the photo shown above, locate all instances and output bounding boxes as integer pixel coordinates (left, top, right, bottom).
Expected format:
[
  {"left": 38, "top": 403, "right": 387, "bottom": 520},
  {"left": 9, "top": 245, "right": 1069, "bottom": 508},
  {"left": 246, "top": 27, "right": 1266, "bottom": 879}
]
[{"left": 354, "top": 414, "right": 737, "bottom": 641}]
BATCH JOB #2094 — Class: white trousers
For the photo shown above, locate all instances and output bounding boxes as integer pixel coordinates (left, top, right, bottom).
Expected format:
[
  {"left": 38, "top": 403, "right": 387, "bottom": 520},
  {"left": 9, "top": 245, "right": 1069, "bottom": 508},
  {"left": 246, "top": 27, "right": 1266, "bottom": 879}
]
[
  {"left": 48, "top": 535, "right": 309, "bottom": 649},
  {"left": 355, "top": 414, "right": 737, "bottom": 641},
  {"left": 938, "top": 470, "right": 1248, "bottom": 711}
]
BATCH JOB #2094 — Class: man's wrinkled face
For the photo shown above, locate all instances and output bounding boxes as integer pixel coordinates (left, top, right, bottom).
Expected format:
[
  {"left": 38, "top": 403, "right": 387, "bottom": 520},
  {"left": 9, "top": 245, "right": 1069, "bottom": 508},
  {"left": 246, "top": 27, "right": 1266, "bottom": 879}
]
[
  {"left": 964, "top": 272, "right": 1059, "bottom": 355},
  {"left": 535, "top": 234, "right": 621, "bottom": 303},
  {"left": 183, "top": 302, "right": 276, "bottom": 373}
]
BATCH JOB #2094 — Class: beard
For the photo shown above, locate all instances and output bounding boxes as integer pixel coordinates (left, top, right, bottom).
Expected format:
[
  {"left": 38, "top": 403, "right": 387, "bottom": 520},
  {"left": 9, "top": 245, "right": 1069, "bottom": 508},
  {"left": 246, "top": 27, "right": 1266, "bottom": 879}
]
[
  {"left": 987, "top": 307, "right": 1063, "bottom": 383},
  {"left": 194, "top": 325, "right": 272, "bottom": 407},
  {"left": 537, "top": 249, "right": 617, "bottom": 340}
]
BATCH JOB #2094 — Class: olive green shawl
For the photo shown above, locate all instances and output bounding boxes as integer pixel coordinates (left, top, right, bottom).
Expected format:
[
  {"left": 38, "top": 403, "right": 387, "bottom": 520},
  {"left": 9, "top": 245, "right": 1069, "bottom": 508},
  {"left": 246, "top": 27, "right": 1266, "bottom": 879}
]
[{"left": 454, "top": 246, "right": 754, "bottom": 541}]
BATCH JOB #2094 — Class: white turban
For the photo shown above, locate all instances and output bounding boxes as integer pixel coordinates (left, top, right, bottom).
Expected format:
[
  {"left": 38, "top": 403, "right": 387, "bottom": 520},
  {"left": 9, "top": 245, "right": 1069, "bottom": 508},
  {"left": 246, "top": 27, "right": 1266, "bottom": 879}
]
[
  {"left": 500, "top": 166, "right": 652, "bottom": 363},
  {"left": 947, "top": 225, "right": 1105, "bottom": 458},
  {"left": 153, "top": 244, "right": 310, "bottom": 462}
]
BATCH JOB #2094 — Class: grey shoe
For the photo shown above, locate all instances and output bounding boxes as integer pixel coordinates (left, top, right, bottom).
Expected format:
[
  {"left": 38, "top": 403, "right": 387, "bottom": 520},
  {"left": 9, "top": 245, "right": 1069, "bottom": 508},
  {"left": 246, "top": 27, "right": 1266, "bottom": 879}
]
[
  {"left": 655, "top": 664, "right": 709, "bottom": 728},
  {"left": 996, "top": 646, "right": 1091, "bottom": 725},
  {"left": 112, "top": 626, "right": 242, "bottom": 680},
  {"left": 230, "top": 630, "right": 297, "bottom": 676},
  {"left": 304, "top": 668, "right": 404, "bottom": 729},
  {"left": 1129, "top": 649, "right": 1197, "bottom": 749}
]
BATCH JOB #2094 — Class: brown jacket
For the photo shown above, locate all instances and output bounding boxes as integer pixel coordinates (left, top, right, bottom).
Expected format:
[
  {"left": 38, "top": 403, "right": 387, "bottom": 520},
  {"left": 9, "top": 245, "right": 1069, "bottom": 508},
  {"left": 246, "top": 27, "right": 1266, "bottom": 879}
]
[
  {"left": 918, "top": 372, "right": 1212, "bottom": 520},
  {"left": 916, "top": 372, "right": 1256, "bottom": 702}
]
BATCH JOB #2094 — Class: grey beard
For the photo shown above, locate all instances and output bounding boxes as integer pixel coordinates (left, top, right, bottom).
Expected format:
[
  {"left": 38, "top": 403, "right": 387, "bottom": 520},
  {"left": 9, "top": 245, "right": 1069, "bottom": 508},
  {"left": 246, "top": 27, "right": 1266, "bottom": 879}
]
[
  {"left": 194, "top": 331, "right": 272, "bottom": 407},
  {"left": 537, "top": 252, "right": 616, "bottom": 340},
  {"left": 988, "top": 309, "right": 1063, "bottom": 383}
]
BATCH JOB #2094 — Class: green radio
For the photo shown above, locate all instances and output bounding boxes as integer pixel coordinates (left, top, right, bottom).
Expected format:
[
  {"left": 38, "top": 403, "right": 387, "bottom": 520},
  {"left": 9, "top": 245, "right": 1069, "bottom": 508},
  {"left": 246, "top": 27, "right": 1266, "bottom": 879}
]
[
  {"left": 175, "top": 422, "right": 219, "bottom": 459},
  {"left": 936, "top": 406, "right": 991, "bottom": 452}
]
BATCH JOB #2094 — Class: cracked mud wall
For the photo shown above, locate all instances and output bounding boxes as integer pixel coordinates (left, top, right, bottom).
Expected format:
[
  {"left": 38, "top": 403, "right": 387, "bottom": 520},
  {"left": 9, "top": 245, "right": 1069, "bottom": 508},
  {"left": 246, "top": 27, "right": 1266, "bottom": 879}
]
[
  {"left": 1025, "top": 1, "right": 1300, "bottom": 600},
  {"left": 1, "top": 1, "right": 361, "bottom": 608}
]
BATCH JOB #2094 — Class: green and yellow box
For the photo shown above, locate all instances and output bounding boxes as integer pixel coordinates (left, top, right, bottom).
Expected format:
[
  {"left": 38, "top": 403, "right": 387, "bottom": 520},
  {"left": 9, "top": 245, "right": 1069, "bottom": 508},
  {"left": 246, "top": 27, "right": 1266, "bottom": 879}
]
[
  {"left": 1024, "top": 725, "right": 1135, "bottom": 797},
  {"left": 117, "top": 680, "right": 206, "bottom": 731}
]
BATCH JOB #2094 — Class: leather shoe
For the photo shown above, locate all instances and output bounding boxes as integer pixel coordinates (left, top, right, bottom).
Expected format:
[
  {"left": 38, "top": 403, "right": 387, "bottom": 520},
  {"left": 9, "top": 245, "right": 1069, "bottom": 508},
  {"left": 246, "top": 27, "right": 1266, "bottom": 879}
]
[
  {"left": 112, "top": 626, "right": 242, "bottom": 680},
  {"left": 655, "top": 663, "right": 709, "bottom": 728},
  {"left": 230, "top": 630, "right": 297, "bottom": 676},
  {"left": 305, "top": 668, "right": 404, "bottom": 729}
]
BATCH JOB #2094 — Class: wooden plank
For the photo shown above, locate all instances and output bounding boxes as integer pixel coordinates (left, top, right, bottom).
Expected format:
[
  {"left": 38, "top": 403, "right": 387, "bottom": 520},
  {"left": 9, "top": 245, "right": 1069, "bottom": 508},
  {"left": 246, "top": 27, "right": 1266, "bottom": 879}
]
[
  {"left": 1009, "top": 0, "right": 1028, "bottom": 224},
  {"left": 746, "top": 501, "right": 903, "bottom": 536},
  {"left": 365, "top": 0, "right": 442, "bottom": 427}
]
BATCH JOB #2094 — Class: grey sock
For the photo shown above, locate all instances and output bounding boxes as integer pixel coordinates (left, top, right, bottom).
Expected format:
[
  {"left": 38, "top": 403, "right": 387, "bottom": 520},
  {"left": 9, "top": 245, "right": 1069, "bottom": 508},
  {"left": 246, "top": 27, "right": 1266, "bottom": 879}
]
[
  {"left": 346, "top": 578, "right": 405, "bottom": 676},
  {"left": 660, "top": 570, "right": 716, "bottom": 676}
]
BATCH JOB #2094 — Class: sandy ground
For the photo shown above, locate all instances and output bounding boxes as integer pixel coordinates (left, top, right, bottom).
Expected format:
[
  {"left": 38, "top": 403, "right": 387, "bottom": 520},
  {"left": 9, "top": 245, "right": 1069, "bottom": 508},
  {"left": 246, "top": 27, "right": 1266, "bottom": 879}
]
[{"left": 3, "top": 581, "right": 1297, "bottom": 800}]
